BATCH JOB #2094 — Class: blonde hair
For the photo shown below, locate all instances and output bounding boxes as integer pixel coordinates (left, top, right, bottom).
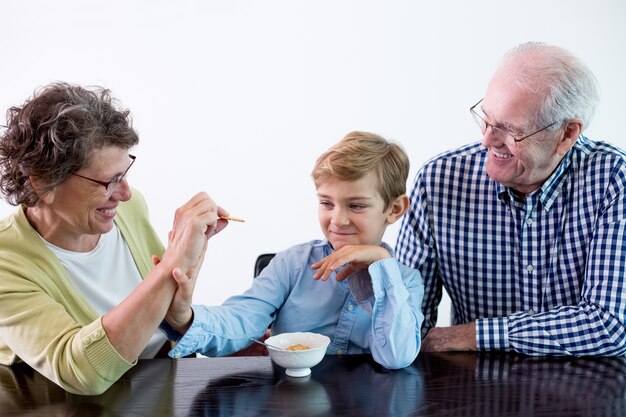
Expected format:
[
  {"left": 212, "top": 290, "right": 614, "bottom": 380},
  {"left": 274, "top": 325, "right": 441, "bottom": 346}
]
[{"left": 311, "top": 131, "right": 409, "bottom": 210}]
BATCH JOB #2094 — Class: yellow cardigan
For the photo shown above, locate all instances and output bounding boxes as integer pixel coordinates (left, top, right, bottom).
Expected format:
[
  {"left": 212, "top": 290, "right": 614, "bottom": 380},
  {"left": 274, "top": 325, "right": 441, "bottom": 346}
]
[{"left": 0, "top": 189, "right": 165, "bottom": 395}]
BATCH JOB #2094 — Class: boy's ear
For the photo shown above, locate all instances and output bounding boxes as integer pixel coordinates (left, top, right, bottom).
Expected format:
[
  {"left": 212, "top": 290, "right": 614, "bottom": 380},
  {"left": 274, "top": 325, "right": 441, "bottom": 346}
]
[{"left": 385, "top": 194, "right": 409, "bottom": 224}]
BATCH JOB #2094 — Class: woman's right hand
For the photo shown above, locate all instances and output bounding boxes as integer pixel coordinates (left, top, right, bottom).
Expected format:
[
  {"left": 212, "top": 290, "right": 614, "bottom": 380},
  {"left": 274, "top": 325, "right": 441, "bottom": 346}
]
[
  {"left": 159, "top": 192, "right": 228, "bottom": 332},
  {"left": 161, "top": 192, "right": 228, "bottom": 278}
]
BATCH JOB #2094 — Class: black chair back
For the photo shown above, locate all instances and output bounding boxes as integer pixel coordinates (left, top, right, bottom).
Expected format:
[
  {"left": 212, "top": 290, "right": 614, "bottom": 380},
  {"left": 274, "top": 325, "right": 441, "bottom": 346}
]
[{"left": 254, "top": 253, "right": 276, "bottom": 277}]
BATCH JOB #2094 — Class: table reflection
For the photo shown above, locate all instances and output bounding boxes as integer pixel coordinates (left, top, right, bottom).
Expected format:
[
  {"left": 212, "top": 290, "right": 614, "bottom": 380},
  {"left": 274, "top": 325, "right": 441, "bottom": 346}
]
[
  {"left": 416, "top": 352, "right": 626, "bottom": 417},
  {"left": 187, "top": 356, "right": 424, "bottom": 417},
  {"left": 0, "top": 359, "right": 177, "bottom": 417},
  {"left": 0, "top": 353, "right": 625, "bottom": 416}
]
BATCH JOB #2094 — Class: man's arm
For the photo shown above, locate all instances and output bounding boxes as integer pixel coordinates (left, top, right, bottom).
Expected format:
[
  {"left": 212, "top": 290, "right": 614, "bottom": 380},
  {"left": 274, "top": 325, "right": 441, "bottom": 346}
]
[
  {"left": 498, "top": 164, "right": 626, "bottom": 356},
  {"left": 395, "top": 171, "right": 442, "bottom": 336},
  {"left": 424, "top": 162, "right": 626, "bottom": 355},
  {"left": 421, "top": 212, "right": 626, "bottom": 356},
  {"left": 421, "top": 322, "right": 477, "bottom": 351}
]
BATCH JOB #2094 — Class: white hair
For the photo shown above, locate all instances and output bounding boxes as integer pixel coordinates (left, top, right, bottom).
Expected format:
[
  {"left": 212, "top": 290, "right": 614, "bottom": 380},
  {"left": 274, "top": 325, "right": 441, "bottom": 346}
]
[{"left": 500, "top": 41, "right": 600, "bottom": 132}]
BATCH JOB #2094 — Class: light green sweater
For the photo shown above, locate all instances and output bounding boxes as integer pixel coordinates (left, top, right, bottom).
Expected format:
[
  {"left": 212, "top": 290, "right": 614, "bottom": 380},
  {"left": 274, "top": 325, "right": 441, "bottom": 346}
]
[{"left": 0, "top": 190, "right": 165, "bottom": 395}]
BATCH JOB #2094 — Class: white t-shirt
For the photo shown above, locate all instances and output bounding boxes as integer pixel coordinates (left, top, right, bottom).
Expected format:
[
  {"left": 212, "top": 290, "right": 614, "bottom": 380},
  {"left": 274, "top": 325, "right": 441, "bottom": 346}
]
[{"left": 44, "top": 225, "right": 167, "bottom": 359}]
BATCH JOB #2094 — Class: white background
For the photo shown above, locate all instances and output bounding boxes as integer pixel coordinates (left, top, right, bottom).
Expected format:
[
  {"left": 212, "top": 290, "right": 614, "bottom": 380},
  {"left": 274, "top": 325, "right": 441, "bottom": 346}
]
[{"left": 1, "top": 1, "right": 624, "bottom": 327}]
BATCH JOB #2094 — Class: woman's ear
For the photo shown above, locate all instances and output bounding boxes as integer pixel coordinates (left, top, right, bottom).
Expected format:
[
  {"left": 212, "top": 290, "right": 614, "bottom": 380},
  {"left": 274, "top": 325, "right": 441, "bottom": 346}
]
[
  {"left": 385, "top": 194, "right": 409, "bottom": 225},
  {"left": 557, "top": 117, "right": 583, "bottom": 156},
  {"left": 29, "top": 176, "right": 56, "bottom": 204}
]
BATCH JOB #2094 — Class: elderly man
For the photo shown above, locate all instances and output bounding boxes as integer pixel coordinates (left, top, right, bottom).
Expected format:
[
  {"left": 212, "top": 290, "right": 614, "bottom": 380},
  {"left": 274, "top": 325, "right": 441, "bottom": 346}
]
[{"left": 397, "top": 42, "right": 626, "bottom": 356}]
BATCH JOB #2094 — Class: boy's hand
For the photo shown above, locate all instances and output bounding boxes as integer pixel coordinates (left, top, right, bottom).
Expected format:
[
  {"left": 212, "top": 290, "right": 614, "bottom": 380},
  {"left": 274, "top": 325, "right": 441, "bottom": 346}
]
[
  {"left": 153, "top": 255, "right": 196, "bottom": 334},
  {"left": 311, "top": 245, "right": 391, "bottom": 281},
  {"left": 227, "top": 329, "right": 271, "bottom": 357},
  {"left": 165, "top": 266, "right": 196, "bottom": 334}
]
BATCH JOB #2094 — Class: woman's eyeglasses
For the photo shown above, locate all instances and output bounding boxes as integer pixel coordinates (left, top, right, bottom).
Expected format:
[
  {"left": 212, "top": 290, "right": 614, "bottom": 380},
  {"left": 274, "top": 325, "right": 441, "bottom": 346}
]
[{"left": 72, "top": 154, "right": 136, "bottom": 196}]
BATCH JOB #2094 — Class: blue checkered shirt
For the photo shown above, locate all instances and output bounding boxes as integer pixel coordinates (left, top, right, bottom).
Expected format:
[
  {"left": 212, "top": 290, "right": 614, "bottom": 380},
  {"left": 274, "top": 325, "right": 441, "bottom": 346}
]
[{"left": 396, "top": 136, "right": 626, "bottom": 356}]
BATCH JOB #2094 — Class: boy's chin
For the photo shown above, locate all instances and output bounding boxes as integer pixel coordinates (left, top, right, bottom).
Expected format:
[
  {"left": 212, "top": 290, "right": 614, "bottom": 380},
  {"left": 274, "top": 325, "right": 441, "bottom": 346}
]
[{"left": 328, "top": 239, "right": 358, "bottom": 251}]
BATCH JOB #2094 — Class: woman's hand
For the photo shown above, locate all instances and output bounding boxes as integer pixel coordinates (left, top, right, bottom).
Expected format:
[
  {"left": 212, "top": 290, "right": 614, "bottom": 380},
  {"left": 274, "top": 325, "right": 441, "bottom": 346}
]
[
  {"left": 159, "top": 192, "right": 229, "bottom": 333},
  {"left": 101, "top": 192, "right": 230, "bottom": 362},
  {"left": 161, "top": 192, "right": 228, "bottom": 280}
]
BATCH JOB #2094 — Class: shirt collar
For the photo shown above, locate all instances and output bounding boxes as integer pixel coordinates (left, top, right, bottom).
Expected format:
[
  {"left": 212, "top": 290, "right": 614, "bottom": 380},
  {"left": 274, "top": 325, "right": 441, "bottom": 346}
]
[{"left": 538, "top": 147, "right": 573, "bottom": 211}]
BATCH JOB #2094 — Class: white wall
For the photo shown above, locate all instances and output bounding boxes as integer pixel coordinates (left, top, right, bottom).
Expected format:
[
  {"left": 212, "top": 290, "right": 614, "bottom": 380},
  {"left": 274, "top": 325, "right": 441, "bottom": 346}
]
[{"left": 1, "top": 1, "right": 625, "bottom": 327}]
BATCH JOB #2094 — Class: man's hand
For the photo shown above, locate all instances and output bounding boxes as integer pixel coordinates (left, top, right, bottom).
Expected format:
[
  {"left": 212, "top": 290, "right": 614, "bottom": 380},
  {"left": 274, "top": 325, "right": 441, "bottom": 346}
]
[
  {"left": 421, "top": 322, "right": 477, "bottom": 352},
  {"left": 311, "top": 245, "right": 391, "bottom": 281}
]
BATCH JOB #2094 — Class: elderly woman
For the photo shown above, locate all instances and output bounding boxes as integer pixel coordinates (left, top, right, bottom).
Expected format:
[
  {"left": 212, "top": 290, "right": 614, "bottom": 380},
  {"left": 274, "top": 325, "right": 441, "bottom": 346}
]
[{"left": 0, "top": 82, "right": 227, "bottom": 395}]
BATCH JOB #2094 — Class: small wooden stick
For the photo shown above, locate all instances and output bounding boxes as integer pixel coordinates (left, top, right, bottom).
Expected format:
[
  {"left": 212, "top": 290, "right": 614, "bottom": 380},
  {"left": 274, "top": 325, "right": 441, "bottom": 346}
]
[{"left": 219, "top": 215, "right": 245, "bottom": 223}]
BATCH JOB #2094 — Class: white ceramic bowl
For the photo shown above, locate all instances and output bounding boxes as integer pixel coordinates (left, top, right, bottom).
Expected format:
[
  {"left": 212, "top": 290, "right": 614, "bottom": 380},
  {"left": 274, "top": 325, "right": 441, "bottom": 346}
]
[{"left": 265, "top": 332, "right": 330, "bottom": 377}]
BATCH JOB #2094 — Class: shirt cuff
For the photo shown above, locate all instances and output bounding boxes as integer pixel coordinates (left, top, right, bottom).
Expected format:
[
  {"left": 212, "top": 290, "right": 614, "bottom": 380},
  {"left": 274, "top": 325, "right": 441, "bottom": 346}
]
[
  {"left": 159, "top": 320, "right": 183, "bottom": 342},
  {"left": 347, "top": 269, "right": 374, "bottom": 313},
  {"left": 347, "top": 258, "right": 405, "bottom": 314},
  {"left": 79, "top": 318, "right": 135, "bottom": 384},
  {"left": 476, "top": 317, "right": 509, "bottom": 350},
  {"left": 163, "top": 305, "right": 207, "bottom": 358}
]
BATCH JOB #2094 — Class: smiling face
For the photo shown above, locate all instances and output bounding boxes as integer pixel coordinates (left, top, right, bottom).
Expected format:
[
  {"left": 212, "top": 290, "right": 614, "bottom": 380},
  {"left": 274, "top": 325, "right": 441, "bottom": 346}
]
[
  {"left": 481, "top": 68, "right": 567, "bottom": 196},
  {"left": 28, "top": 147, "right": 133, "bottom": 251},
  {"left": 316, "top": 173, "right": 396, "bottom": 250}
]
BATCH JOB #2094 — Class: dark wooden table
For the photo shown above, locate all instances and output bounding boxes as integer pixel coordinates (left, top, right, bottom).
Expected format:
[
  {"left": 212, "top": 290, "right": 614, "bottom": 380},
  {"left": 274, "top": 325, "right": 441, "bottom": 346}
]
[{"left": 1, "top": 352, "right": 625, "bottom": 416}]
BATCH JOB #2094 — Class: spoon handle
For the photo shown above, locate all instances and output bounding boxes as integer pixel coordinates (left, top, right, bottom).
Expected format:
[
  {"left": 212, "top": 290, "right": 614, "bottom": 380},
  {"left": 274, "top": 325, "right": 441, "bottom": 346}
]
[{"left": 247, "top": 337, "right": 284, "bottom": 351}]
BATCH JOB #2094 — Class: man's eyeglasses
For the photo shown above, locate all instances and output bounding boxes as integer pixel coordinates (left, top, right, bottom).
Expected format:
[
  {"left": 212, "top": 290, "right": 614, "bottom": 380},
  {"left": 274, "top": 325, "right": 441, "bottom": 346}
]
[
  {"left": 470, "top": 98, "right": 558, "bottom": 143},
  {"left": 72, "top": 154, "right": 136, "bottom": 196}
]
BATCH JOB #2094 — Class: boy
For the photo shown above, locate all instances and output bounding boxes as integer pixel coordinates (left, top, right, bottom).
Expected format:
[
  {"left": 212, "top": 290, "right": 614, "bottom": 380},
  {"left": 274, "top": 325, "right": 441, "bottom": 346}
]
[{"left": 162, "top": 131, "right": 424, "bottom": 369}]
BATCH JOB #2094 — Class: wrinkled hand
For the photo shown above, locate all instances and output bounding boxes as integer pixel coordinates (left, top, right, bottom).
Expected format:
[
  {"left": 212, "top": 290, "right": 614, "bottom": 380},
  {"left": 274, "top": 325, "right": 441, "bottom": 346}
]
[
  {"left": 421, "top": 322, "right": 477, "bottom": 352},
  {"left": 161, "top": 192, "right": 228, "bottom": 280},
  {"left": 159, "top": 193, "right": 229, "bottom": 333},
  {"left": 311, "top": 245, "right": 391, "bottom": 281}
]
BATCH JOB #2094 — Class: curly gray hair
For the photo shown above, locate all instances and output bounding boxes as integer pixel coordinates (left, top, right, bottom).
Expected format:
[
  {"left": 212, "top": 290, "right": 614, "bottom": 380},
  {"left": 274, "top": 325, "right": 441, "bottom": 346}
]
[{"left": 0, "top": 82, "right": 139, "bottom": 206}]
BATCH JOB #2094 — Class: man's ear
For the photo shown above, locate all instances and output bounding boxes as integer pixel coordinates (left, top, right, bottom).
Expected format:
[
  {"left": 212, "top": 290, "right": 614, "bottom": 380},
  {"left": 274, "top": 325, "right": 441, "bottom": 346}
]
[
  {"left": 29, "top": 176, "right": 55, "bottom": 205},
  {"left": 385, "top": 194, "right": 409, "bottom": 225},
  {"left": 556, "top": 117, "right": 583, "bottom": 156}
]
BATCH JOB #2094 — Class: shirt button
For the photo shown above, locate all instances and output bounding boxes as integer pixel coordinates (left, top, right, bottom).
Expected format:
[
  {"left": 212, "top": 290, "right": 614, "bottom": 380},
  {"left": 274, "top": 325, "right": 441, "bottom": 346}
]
[
  {"left": 526, "top": 264, "right": 534, "bottom": 273},
  {"left": 336, "top": 349, "right": 343, "bottom": 356},
  {"left": 348, "top": 304, "right": 354, "bottom": 312},
  {"left": 526, "top": 218, "right": 533, "bottom": 226},
  {"left": 528, "top": 309, "right": 535, "bottom": 315}
]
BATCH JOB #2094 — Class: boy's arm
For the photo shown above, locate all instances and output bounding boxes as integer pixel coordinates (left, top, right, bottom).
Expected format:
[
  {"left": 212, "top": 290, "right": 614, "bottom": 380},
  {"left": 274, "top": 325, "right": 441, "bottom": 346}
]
[
  {"left": 312, "top": 245, "right": 424, "bottom": 369},
  {"left": 162, "top": 253, "right": 292, "bottom": 358},
  {"left": 358, "top": 258, "right": 423, "bottom": 369}
]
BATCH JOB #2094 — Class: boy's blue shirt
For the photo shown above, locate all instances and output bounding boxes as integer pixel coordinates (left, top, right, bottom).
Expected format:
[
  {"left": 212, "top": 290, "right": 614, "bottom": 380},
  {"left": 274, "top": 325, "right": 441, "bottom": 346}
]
[{"left": 161, "top": 239, "right": 424, "bottom": 369}]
